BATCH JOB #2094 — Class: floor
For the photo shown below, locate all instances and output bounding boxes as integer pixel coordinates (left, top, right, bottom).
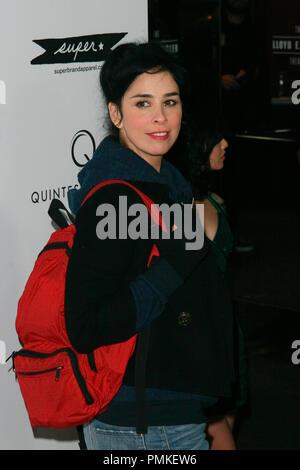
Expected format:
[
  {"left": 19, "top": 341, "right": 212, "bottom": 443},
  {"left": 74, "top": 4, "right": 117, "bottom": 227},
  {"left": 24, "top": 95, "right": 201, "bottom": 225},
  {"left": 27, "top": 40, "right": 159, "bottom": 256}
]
[{"left": 226, "top": 208, "right": 300, "bottom": 450}]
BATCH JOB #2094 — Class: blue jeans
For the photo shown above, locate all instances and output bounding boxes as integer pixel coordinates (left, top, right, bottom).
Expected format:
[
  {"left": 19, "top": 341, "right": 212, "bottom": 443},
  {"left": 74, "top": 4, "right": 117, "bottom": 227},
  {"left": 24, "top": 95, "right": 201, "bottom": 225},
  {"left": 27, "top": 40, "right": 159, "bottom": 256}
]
[{"left": 83, "top": 420, "right": 209, "bottom": 450}]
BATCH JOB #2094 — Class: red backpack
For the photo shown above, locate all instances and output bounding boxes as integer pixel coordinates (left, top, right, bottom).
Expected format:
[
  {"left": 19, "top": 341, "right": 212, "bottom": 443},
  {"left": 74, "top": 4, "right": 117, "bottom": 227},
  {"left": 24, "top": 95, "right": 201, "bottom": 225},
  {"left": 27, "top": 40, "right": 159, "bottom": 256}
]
[{"left": 11, "top": 180, "right": 162, "bottom": 428}]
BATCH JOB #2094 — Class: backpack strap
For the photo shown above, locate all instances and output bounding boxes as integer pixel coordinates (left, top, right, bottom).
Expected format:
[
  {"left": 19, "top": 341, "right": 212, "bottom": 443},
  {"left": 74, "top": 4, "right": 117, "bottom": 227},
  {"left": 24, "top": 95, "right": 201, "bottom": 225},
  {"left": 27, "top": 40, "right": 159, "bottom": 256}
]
[
  {"left": 135, "top": 324, "right": 151, "bottom": 435},
  {"left": 48, "top": 179, "right": 166, "bottom": 233},
  {"left": 82, "top": 179, "right": 165, "bottom": 435},
  {"left": 80, "top": 179, "right": 167, "bottom": 233}
]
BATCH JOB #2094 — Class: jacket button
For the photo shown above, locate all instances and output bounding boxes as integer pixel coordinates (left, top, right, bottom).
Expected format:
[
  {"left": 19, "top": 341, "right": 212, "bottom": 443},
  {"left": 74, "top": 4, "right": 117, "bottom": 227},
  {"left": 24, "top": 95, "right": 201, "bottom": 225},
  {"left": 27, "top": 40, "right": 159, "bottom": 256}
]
[{"left": 177, "top": 311, "right": 192, "bottom": 327}]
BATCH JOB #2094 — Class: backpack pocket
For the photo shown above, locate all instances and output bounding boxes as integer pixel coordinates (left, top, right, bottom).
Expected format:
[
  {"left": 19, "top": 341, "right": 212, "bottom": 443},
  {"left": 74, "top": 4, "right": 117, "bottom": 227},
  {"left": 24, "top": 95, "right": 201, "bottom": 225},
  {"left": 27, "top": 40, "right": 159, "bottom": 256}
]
[{"left": 12, "top": 348, "right": 95, "bottom": 428}]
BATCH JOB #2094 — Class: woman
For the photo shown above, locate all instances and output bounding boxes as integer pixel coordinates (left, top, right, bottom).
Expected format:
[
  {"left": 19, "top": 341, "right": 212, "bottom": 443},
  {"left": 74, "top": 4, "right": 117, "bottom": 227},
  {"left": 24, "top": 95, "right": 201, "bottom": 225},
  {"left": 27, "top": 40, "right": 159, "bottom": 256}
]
[
  {"left": 66, "top": 42, "right": 235, "bottom": 451},
  {"left": 186, "top": 130, "right": 234, "bottom": 274},
  {"left": 184, "top": 129, "right": 247, "bottom": 449}
]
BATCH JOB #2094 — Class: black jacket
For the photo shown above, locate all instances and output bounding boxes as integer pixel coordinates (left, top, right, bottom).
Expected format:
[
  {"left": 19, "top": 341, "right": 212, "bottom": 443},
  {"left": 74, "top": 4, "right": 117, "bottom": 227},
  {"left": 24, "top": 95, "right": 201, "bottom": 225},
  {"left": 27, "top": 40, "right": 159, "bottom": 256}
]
[{"left": 65, "top": 178, "right": 235, "bottom": 399}]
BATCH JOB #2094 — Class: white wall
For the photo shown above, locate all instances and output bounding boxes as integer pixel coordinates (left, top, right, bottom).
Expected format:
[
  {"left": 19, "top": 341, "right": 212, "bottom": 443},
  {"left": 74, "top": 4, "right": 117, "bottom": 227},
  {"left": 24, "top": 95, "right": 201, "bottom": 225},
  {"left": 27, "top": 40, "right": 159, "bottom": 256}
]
[{"left": 0, "top": 0, "right": 148, "bottom": 450}]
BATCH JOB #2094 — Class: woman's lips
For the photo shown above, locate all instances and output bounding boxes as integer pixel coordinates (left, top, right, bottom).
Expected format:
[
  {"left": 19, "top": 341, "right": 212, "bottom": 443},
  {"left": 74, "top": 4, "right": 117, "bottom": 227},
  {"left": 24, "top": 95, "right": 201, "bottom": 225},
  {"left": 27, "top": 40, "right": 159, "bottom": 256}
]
[{"left": 147, "top": 131, "right": 169, "bottom": 140}]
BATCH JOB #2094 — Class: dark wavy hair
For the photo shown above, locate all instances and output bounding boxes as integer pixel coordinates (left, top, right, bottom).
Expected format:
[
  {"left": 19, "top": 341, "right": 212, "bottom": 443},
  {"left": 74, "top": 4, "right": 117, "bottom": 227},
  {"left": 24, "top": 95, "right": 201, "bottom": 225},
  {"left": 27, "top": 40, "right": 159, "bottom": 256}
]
[
  {"left": 181, "top": 125, "right": 224, "bottom": 200},
  {"left": 100, "top": 41, "right": 190, "bottom": 137}
]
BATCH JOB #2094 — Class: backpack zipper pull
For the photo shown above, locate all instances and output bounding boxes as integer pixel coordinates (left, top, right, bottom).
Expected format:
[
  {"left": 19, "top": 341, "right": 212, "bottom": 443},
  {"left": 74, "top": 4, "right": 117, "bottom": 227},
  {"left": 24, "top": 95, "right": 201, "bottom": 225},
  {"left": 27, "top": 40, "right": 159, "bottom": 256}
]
[
  {"left": 6, "top": 351, "right": 15, "bottom": 364},
  {"left": 6, "top": 351, "right": 16, "bottom": 373},
  {"left": 55, "top": 366, "right": 63, "bottom": 381}
]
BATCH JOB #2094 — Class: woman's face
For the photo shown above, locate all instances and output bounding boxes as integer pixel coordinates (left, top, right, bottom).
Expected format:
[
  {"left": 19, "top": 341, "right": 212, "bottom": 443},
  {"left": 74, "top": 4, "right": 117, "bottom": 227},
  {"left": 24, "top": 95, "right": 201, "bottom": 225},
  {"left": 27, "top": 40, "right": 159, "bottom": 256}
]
[
  {"left": 209, "top": 139, "right": 228, "bottom": 170},
  {"left": 108, "top": 70, "right": 182, "bottom": 171}
]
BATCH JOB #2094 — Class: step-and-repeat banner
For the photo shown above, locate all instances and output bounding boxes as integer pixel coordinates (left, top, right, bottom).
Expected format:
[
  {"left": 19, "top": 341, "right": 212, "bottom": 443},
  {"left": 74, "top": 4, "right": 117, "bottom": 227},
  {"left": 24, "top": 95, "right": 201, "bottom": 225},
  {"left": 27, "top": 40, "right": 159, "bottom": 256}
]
[{"left": 0, "top": 0, "right": 147, "bottom": 450}]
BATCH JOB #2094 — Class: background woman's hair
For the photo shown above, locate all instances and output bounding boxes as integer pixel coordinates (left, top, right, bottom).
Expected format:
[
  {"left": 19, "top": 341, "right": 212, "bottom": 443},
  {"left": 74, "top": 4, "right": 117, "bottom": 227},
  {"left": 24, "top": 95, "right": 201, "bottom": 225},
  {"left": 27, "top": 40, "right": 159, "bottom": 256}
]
[
  {"left": 100, "top": 41, "right": 190, "bottom": 137},
  {"left": 168, "top": 124, "right": 224, "bottom": 200}
]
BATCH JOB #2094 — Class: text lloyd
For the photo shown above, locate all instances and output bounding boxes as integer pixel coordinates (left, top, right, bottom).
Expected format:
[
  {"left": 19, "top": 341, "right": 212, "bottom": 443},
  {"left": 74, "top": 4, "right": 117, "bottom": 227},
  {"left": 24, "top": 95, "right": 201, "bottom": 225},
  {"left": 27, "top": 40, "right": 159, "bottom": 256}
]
[{"left": 272, "top": 40, "right": 300, "bottom": 51}]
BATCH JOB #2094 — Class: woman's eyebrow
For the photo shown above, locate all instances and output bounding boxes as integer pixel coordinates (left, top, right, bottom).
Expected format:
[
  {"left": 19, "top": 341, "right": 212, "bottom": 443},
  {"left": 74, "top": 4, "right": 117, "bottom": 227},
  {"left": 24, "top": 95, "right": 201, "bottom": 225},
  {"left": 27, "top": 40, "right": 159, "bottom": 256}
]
[
  {"left": 129, "top": 91, "right": 180, "bottom": 99},
  {"left": 164, "top": 92, "right": 180, "bottom": 97}
]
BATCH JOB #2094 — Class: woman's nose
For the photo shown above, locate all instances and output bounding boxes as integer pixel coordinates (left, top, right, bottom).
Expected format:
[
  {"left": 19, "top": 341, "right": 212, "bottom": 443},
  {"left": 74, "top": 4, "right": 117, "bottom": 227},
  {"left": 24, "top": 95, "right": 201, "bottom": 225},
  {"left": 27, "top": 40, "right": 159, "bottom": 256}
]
[{"left": 152, "top": 105, "right": 167, "bottom": 123}]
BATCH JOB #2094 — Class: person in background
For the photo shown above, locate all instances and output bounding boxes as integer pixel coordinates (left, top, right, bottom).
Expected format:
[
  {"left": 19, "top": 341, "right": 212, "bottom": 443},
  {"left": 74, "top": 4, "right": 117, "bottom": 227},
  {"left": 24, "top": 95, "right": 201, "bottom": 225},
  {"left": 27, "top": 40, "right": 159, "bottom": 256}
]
[
  {"left": 180, "top": 127, "right": 248, "bottom": 450},
  {"left": 220, "top": 0, "right": 266, "bottom": 253},
  {"left": 220, "top": 0, "right": 261, "bottom": 133},
  {"left": 179, "top": 0, "right": 264, "bottom": 253},
  {"left": 66, "top": 42, "right": 235, "bottom": 451}
]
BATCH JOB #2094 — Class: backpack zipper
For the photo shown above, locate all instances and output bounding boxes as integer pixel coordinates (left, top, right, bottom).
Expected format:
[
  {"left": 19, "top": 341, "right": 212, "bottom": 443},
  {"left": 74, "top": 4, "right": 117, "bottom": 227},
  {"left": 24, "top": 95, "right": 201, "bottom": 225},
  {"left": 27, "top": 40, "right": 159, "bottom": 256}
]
[
  {"left": 12, "top": 348, "right": 94, "bottom": 405},
  {"left": 87, "top": 351, "right": 97, "bottom": 372},
  {"left": 16, "top": 366, "right": 63, "bottom": 381}
]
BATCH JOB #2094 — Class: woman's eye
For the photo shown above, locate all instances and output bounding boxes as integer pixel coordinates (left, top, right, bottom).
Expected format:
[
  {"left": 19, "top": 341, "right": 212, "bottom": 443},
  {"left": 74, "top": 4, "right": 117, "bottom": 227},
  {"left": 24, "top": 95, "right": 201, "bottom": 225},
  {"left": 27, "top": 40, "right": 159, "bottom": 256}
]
[
  {"left": 164, "top": 99, "right": 177, "bottom": 107},
  {"left": 136, "top": 101, "right": 150, "bottom": 108}
]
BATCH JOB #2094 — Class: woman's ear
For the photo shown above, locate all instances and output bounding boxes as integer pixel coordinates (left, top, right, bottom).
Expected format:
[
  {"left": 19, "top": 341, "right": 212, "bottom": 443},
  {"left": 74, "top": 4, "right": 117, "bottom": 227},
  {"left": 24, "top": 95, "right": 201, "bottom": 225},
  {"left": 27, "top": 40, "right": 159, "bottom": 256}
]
[{"left": 108, "top": 102, "right": 122, "bottom": 129}]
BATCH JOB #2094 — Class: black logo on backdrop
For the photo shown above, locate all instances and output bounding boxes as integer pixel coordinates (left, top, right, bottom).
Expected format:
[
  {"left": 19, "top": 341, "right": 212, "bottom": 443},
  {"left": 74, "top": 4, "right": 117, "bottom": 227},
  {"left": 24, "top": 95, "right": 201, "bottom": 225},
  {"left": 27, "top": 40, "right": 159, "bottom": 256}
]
[
  {"left": 30, "top": 129, "right": 96, "bottom": 204},
  {"left": 71, "top": 130, "right": 96, "bottom": 167},
  {"left": 31, "top": 32, "right": 127, "bottom": 65}
]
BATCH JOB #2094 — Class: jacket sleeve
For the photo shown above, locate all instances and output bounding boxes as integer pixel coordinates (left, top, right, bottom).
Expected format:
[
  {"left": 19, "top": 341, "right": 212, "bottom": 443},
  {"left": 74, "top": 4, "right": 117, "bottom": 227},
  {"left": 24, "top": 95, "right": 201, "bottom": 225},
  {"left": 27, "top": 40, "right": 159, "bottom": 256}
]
[{"left": 64, "top": 184, "right": 184, "bottom": 353}]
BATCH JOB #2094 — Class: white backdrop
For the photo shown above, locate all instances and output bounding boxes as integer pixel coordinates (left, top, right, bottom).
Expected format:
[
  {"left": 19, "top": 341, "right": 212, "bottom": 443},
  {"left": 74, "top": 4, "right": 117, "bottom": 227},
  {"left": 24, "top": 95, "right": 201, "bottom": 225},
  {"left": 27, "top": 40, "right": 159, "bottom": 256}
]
[{"left": 0, "top": 0, "right": 147, "bottom": 450}]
